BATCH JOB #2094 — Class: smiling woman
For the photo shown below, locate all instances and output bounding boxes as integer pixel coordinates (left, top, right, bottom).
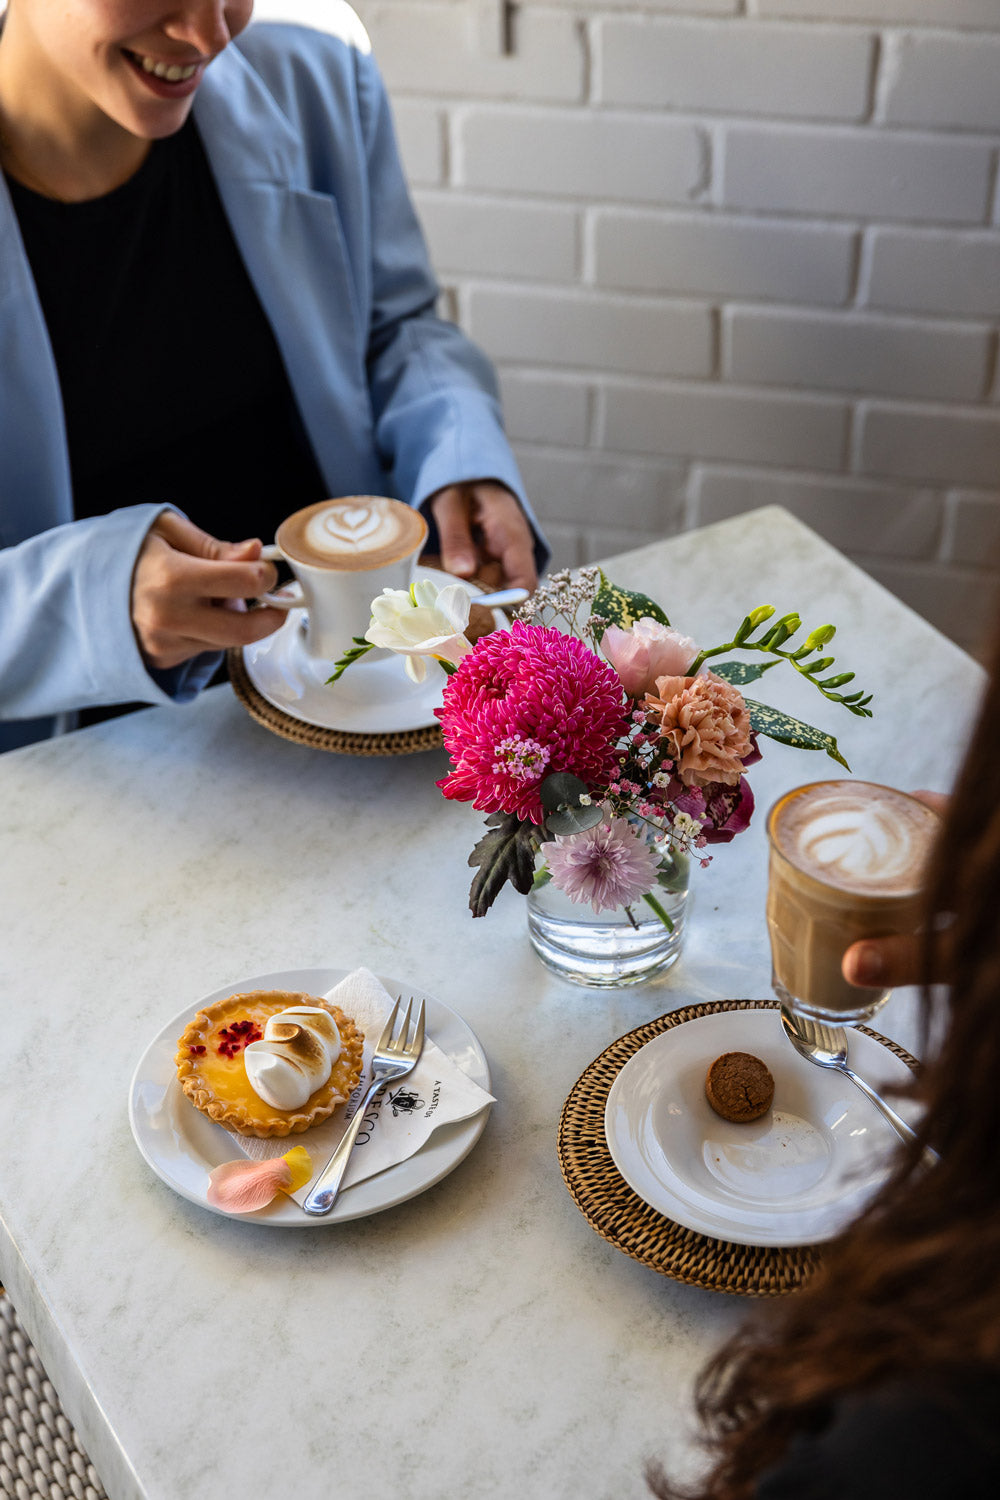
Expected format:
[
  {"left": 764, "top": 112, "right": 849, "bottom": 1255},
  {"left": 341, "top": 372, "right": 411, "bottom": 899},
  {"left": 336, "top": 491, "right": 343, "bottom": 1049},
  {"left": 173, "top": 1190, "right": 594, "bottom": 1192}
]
[
  {"left": 0, "top": 0, "right": 543, "bottom": 751},
  {"left": 0, "top": 0, "right": 251, "bottom": 196}
]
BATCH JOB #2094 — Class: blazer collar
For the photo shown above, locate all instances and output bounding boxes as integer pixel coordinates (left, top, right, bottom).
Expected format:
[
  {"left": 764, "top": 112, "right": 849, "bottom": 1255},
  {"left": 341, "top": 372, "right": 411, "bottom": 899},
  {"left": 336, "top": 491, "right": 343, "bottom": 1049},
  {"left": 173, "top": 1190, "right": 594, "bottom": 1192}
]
[{"left": 193, "top": 42, "right": 304, "bottom": 189}]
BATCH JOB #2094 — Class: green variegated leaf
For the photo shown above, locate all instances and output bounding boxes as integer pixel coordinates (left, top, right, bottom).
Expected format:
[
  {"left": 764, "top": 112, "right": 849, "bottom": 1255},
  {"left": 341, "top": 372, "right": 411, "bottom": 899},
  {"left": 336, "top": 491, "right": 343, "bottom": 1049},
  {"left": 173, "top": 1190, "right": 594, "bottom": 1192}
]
[
  {"left": 744, "top": 699, "right": 850, "bottom": 770},
  {"left": 592, "top": 572, "right": 670, "bottom": 629},
  {"left": 711, "top": 659, "right": 782, "bottom": 686}
]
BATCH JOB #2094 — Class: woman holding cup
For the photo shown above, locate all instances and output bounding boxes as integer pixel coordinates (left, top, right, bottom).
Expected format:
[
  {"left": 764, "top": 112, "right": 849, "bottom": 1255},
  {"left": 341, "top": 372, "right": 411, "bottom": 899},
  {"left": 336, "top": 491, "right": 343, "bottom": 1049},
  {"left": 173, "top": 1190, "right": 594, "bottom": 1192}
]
[{"left": 0, "top": 0, "right": 543, "bottom": 751}]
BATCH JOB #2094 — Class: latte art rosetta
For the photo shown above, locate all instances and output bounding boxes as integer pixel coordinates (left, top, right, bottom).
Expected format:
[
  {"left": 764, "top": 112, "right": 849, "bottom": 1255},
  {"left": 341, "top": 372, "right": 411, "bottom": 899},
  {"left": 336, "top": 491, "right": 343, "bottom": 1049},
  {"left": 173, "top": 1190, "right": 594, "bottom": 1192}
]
[{"left": 774, "top": 784, "right": 936, "bottom": 896}]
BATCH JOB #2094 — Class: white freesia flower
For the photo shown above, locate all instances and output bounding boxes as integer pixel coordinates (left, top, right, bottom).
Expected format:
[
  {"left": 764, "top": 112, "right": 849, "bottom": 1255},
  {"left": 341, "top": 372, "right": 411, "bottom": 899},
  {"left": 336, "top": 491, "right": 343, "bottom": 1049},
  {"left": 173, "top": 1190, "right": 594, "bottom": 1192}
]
[{"left": 365, "top": 580, "right": 476, "bottom": 682}]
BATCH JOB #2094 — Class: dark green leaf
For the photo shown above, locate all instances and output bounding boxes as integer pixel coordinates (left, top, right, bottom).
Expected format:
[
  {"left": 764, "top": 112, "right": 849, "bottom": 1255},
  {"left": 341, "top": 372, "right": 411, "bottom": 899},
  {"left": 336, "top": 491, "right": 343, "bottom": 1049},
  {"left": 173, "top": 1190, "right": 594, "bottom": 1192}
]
[
  {"left": 539, "top": 771, "right": 590, "bottom": 811},
  {"left": 546, "top": 803, "right": 605, "bottom": 836},
  {"left": 467, "top": 813, "right": 543, "bottom": 917},
  {"left": 744, "top": 699, "right": 850, "bottom": 770},
  {"left": 592, "top": 572, "right": 670, "bottom": 629},
  {"left": 711, "top": 658, "right": 782, "bottom": 686}
]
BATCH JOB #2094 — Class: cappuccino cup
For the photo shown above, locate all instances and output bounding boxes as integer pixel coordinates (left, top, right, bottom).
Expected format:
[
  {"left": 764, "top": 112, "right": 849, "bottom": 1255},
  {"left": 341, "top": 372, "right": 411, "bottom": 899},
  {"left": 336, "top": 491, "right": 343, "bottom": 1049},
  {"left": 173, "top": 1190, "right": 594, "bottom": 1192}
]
[
  {"left": 766, "top": 780, "right": 940, "bottom": 1026},
  {"left": 260, "top": 496, "right": 428, "bottom": 662}
]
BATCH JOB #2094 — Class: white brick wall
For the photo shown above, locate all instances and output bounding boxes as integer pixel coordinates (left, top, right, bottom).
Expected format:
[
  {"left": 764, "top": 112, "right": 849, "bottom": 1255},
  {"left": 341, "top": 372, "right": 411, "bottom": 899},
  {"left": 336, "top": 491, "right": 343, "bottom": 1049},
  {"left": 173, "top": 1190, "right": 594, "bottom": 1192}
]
[{"left": 255, "top": 0, "right": 1000, "bottom": 657}]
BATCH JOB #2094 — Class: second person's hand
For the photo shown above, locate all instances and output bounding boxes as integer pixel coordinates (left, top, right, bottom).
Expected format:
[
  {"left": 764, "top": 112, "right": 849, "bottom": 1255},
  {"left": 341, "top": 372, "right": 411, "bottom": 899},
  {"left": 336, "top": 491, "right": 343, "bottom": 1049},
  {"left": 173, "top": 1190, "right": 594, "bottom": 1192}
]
[
  {"left": 841, "top": 790, "right": 951, "bottom": 990},
  {"left": 426, "top": 480, "right": 538, "bottom": 592}
]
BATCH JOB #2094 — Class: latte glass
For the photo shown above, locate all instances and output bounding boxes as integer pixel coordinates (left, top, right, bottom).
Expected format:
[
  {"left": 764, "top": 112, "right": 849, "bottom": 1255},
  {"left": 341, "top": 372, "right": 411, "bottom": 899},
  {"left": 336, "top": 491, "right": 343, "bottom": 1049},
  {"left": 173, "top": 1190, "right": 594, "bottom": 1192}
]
[
  {"left": 766, "top": 780, "right": 940, "bottom": 1026},
  {"left": 262, "top": 495, "right": 427, "bottom": 662}
]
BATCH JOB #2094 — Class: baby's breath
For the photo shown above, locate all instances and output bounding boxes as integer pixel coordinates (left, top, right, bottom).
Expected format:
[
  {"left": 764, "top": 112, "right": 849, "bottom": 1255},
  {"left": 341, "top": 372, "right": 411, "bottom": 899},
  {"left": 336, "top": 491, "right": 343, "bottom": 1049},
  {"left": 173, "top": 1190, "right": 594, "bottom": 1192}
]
[{"left": 517, "top": 566, "right": 602, "bottom": 635}]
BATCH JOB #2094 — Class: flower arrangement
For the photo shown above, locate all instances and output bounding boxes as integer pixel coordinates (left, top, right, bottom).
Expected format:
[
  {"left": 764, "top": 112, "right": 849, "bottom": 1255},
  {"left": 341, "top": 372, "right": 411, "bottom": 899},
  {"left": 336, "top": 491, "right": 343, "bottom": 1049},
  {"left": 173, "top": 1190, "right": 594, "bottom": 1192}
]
[{"left": 332, "top": 569, "right": 872, "bottom": 927}]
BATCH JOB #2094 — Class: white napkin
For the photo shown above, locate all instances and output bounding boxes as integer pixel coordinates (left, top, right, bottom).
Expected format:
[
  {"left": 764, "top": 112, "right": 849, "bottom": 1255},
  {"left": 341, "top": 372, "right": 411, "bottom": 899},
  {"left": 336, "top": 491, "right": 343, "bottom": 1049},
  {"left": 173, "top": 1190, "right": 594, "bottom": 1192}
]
[{"left": 236, "top": 968, "right": 495, "bottom": 1202}]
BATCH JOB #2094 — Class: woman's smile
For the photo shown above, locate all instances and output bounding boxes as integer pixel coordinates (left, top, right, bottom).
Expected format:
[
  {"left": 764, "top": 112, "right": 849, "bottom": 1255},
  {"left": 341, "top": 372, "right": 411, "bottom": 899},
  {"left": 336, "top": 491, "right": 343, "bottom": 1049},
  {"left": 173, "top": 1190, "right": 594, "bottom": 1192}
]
[{"left": 121, "top": 46, "right": 207, "bottom": 98}]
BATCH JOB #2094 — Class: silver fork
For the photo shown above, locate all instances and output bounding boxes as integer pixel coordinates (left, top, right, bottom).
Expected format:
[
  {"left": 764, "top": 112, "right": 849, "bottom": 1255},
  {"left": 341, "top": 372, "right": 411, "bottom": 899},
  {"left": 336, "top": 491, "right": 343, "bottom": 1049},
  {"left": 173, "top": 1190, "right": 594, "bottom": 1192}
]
[
  {"left": 779, "top": 1005, "right": 938, "bottom": 1164},
  {"left": 303, "top": 996, "right": 426, "bottom": 1216}
]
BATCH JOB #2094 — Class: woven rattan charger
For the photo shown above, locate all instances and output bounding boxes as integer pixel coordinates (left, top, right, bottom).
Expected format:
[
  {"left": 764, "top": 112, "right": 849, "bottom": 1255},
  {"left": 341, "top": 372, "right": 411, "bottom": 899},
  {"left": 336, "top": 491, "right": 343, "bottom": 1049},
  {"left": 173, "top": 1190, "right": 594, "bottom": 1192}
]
[
  {"left": 228, "top": 646, "right": 444, "bottom": 756},
  {"left": 557, "top": 997, "right": 919, "bottom": 1298}
]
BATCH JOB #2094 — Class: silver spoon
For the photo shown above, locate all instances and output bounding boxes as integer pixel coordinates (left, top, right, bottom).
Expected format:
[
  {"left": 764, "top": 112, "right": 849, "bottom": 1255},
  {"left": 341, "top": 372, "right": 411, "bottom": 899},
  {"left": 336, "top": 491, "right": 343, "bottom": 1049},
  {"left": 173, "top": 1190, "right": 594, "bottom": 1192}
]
[
  {"left": 472, "top": 586, "right": 529, "bottom": 609},
  {"left": 779, "top": 1006, "right": 938, "bottom": 1165}
]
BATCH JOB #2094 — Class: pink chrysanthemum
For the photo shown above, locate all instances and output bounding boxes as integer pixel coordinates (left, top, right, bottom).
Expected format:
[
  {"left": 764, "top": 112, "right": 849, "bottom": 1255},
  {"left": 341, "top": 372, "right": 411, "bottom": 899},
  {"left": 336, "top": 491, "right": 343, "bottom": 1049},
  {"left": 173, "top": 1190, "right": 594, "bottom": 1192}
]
[
  {"left": 545, "top": 818, "right": 660, "bottom": 913},
  {"left": 435, "top": 622, "right": 625, "bottom": 823}
]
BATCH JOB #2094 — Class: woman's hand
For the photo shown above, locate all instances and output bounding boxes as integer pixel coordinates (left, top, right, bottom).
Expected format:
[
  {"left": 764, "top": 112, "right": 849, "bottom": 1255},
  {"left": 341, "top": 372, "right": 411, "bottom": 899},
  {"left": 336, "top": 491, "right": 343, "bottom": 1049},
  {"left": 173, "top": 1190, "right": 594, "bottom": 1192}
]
[
  {"left": 426, "top": 481, "right": 538, "bottom": 591},
  {"left": 841, "top": 791, "right": 950, "bottom": 989},
  {"left": 131, "top": 512, "right": 285, "bottom": 671}
]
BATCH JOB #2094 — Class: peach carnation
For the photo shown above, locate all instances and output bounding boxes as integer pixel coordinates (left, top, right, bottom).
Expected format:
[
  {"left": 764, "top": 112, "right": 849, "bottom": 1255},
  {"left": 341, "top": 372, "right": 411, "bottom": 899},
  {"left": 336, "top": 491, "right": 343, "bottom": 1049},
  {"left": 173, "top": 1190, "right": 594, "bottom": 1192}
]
[{"left": 646, "top": 670, "right": 752, "bottom": 789}]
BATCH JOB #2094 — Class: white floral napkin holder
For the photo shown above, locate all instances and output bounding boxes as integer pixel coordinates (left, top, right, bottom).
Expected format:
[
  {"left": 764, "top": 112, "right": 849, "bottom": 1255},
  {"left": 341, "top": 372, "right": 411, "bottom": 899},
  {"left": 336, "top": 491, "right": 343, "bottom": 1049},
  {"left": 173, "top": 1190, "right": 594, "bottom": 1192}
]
[{"left": 237, "top": 968, "right": 495, "bottom": 1202}]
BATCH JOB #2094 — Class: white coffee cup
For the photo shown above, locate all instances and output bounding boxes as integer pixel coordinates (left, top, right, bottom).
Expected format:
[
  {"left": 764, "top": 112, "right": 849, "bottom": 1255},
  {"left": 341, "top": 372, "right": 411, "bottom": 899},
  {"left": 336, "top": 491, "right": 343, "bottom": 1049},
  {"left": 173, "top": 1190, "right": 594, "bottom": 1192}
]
[{"left": 259, "top": 496, "right": 428, "bottom": 662}]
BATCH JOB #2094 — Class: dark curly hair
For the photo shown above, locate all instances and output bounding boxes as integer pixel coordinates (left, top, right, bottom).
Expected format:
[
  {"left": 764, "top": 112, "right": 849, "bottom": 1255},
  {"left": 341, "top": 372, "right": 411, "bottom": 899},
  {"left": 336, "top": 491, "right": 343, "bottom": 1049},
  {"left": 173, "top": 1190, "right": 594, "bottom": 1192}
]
[{"left": 648, "top": 620, "right": 1000, "bottom": 1500}]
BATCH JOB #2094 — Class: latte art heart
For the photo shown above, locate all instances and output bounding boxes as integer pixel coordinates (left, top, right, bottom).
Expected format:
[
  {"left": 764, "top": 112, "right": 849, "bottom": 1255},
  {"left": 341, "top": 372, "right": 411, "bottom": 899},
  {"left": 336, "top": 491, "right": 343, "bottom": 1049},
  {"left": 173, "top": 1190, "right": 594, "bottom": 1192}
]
[
  {"left": 318, "top": 506, "right": 383, "bottom": 543},
  {"left": 276, "top": 494, "right": 428, "bottom": 576},
  {"left": 308, "top": 500, "right": 402, "bottom": 556}
]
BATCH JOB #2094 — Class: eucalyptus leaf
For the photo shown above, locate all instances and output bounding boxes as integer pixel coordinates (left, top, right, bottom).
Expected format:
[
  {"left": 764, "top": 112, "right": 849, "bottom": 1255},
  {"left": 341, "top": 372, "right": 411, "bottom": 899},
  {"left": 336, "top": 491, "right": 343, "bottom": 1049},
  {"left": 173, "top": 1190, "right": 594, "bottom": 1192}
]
[
  {"left": 592, "top": 572, "right": 670, "bottom": 629},
  {"left": 539, "top": 771, "right": 590, "bottom": 811},
  {"left": 744, "top": 699, "right": 850, "bottom": 770},
  {"left": 545, "top": 803, "right": 605, "bottom": 836},
  {"left": 711, "top": 659, "right": 783, "bottom": 686},
  {"left": 467, "top": 812, "right": 543, "bottom": 917}
]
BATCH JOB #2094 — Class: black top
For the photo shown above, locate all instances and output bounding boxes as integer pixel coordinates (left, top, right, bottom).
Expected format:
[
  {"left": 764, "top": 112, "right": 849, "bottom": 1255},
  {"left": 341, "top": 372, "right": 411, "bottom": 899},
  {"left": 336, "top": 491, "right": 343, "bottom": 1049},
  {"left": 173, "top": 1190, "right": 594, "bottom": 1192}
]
[
  {"left": 6, "top": 117, "right": 327, "bottom": 542},
  {"left": 754, "top": 1369, "right": 1000, "bottom": 1500}
]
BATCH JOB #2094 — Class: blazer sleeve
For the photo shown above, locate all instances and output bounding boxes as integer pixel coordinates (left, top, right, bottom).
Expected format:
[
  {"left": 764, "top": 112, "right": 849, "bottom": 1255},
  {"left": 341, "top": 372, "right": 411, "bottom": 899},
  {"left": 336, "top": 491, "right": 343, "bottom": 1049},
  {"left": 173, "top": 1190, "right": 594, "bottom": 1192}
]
[
  {"left": 352, "top": 45, "right": 549, "bottom": 570},
  {"left": 0, "top": 504, "right": 218, "bottom": 723}
]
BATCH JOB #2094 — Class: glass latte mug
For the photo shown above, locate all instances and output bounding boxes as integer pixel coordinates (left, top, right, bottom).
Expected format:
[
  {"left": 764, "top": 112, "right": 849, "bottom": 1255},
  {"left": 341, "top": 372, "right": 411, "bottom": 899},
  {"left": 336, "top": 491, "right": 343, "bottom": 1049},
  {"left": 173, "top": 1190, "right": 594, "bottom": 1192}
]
[{"left": 766, "top": 780, "right": 940, "bottom": 1026}]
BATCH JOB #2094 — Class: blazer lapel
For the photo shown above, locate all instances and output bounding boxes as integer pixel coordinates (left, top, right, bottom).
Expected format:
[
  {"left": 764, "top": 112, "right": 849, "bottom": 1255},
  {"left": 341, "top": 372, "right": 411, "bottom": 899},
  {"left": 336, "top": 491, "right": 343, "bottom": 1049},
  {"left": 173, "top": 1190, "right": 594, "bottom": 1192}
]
[
  {"left": 0, "top": 176, "right": 72, "bottom": 547},
  {"left": 193, "top": 47, "right": 383, "bottom": 497}
]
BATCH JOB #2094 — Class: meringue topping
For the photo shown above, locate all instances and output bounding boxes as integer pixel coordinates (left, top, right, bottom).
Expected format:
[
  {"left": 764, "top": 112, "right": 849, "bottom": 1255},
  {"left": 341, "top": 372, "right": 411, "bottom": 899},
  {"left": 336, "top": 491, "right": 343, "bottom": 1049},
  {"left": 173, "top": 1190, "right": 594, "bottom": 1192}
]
[{"left": 243, "top": 1006, "right": 342, "bottom": 1111}]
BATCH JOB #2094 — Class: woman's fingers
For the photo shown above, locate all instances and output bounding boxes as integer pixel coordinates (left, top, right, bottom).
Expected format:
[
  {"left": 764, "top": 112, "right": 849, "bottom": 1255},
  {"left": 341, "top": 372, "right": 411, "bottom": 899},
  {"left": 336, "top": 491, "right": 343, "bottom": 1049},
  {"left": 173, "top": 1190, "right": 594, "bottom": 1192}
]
[{"left": 131, "top": 518, "right": 283, "bottom": 670}]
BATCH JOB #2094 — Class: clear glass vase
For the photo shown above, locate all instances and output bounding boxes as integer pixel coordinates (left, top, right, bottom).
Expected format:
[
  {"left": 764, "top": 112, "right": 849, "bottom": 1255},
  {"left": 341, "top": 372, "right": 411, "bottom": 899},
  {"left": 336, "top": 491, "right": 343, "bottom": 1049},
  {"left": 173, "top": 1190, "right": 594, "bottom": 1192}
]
[{"left": 526, "top": 833, "right": 691, "bottom": 988}]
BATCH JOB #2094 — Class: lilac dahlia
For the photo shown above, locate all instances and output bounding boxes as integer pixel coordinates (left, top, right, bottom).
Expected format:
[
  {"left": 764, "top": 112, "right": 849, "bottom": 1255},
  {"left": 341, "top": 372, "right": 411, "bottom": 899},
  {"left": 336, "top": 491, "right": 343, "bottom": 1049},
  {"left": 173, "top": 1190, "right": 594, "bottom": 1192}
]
[
  {"left": 545, "top": 818, "right": 660, "bottom": 913},
  {"left": 435, "top": 622, "right": 625, "bottom": 824}
]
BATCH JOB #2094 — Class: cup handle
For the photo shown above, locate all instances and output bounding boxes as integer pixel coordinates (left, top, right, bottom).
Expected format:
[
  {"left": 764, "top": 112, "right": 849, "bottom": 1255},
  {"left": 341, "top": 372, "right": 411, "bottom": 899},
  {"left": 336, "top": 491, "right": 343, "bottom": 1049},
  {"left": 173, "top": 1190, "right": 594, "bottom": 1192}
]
[{"left": 255, "top": 544, "right": 302, "bottom": 610}]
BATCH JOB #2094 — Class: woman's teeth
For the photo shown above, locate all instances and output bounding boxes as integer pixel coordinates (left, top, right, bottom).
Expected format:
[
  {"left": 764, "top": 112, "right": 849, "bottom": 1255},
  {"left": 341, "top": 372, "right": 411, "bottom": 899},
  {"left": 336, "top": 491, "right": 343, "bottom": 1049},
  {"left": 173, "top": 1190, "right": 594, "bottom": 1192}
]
[{"left": 136, "top": 55, "right": 198, "bottom": 82}]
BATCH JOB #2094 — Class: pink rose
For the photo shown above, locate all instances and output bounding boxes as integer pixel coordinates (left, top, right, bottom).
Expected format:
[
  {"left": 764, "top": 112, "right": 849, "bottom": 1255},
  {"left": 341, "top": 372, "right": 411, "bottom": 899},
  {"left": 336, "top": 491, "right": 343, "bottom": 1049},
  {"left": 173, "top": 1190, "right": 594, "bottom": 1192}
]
[
  {"left": 646, "top": 670, "right": 752, "bottom": 788},
  {"left": 600, "top": 619, "right": 699, "bottom": 699}
]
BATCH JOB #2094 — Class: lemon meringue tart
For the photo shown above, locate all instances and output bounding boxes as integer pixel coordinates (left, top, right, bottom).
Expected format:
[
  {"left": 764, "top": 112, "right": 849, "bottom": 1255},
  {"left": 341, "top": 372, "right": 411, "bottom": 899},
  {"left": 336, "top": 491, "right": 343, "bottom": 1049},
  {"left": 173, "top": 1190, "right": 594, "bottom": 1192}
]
[{"left": 175, "top": 990, "right": 364, "bottom": 1138}]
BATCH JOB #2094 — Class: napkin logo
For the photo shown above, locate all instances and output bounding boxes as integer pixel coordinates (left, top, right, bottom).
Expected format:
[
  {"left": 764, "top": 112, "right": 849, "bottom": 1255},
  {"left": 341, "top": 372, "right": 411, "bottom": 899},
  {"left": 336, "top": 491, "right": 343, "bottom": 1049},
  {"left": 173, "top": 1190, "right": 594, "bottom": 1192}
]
[{"left": 385, "top": 1086, "right": 424, "bottom": 1118}]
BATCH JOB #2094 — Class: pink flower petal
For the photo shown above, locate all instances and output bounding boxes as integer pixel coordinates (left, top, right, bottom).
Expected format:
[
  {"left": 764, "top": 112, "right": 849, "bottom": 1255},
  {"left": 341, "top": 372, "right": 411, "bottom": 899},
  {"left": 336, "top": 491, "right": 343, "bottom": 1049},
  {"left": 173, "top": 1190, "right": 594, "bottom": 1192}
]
[
  {"left": 435, "top": 622, "right": 625, "bottom": 824},
  {"left": 545, "top": 817, "right": 660, "bottom": 912},
  {"left": 207, "top": 1157, "right": 293, "bottom": 1214}
]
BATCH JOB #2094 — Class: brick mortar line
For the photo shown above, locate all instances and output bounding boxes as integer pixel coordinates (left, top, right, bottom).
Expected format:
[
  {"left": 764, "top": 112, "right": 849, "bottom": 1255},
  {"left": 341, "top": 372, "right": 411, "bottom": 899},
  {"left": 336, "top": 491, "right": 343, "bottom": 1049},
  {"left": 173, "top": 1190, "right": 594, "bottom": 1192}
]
[
  {"left": 463, "top": 278, "right": 997, "bottom": 333},
  {"left": 396, "top": 92, "right": 1000, "bottom": 142},
  {"left": 500, "top": 366, "right": 1000, "bottom": 416}
]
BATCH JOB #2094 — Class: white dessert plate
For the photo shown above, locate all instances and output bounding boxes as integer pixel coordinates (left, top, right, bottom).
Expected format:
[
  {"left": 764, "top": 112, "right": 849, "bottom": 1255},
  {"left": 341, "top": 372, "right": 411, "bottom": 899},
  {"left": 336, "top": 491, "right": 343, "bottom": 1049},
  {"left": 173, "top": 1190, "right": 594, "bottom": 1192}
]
[
  {"left": 129, "top": 967, "right": 492, "bottom": 1226},
  {"left": 242, "top": 567, "right": 498, "bottom": 734},
  {"left": 605, "top": 1008, "right": 920, "bottom": 1246}
]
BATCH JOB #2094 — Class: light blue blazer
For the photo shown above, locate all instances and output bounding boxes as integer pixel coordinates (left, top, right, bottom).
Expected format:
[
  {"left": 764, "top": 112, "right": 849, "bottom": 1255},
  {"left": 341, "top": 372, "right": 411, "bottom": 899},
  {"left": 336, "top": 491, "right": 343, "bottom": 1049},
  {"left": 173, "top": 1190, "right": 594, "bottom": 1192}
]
[{"left": 0, "top": 12, "right": 539, "bottom": 751}]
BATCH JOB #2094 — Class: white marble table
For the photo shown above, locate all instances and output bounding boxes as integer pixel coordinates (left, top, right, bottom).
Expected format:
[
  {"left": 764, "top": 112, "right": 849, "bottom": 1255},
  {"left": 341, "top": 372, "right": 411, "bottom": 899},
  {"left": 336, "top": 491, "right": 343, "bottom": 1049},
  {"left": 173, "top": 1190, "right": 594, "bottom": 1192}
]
[{"left": 0, "top": 508, "right": 985, "bottom": 1500}]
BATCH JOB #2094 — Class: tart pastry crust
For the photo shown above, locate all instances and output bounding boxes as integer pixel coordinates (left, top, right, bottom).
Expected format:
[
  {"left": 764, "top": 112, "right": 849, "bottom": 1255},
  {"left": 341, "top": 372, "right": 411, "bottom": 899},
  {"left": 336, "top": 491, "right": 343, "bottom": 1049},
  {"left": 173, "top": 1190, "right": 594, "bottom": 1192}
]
[{"left": 175, "top": 989, "right": 364, "bottom": 1138}]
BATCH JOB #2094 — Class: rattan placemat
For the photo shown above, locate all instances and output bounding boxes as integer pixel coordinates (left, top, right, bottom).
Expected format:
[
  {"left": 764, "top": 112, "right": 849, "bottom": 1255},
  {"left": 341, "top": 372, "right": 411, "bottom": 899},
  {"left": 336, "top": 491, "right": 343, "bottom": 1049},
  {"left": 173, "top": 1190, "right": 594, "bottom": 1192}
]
[
  {"left": 557, "top": 997, "right": 919, "bottom": 1298},
  {"left": 228, "top": 648, "right": 444, "bottom": 756}
]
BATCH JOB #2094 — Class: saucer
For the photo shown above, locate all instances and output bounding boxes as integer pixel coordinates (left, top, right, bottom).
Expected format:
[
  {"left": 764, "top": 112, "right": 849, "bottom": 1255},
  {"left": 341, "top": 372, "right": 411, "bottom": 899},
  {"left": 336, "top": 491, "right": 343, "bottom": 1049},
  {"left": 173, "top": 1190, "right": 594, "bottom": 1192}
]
[
  {"left": 242, "top": 568, "right": 498, "bottom": 735},
  {"left": 604, "top": 1008, "right": 920, "bottom": 1246}
]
